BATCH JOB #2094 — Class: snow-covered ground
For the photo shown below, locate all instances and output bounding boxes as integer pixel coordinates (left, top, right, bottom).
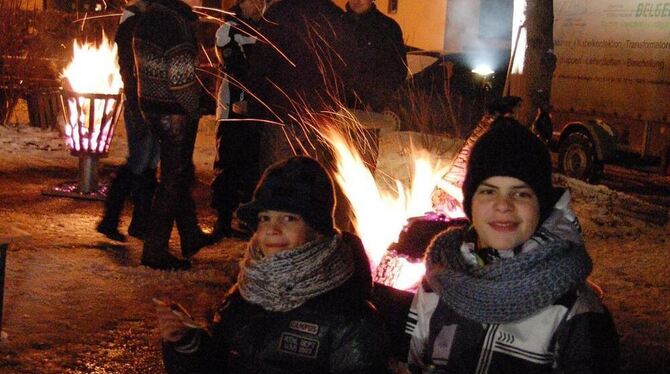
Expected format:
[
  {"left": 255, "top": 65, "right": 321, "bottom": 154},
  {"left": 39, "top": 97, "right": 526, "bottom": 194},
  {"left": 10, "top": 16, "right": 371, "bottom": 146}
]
[{"left": 0, "top": 105, "right": 668, "bottom": 373}]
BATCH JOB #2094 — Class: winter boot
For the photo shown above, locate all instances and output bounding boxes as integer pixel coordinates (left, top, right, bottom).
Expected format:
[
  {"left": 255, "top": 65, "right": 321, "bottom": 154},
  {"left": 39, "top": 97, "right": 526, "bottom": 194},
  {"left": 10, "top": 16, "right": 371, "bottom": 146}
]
[
  {"left": 97, "top": 165, "right": 133, "bottom": 242},
  {"left": 175, "top": 190, "right": 215, "bottom": 258},
  {"left": 141, "top": 216, "right": 191, "bottom": 271},
  {"left": 210, "top": 210, "right": 233, "bottom": 242},
  {"left": 141, "top": 180, "right": 190, "bottom": 270},
  {"left": 180, "top": 231, "right": 215, "bottom": 259},
  {"left": 177, "top": 217, "right": 215, "bottom": 259},
  {"left": 141, "top": 251, "right": 191, "bottom": 271},
  {"left": 128, "top": 168, "right": 158, "bottom": 239}
]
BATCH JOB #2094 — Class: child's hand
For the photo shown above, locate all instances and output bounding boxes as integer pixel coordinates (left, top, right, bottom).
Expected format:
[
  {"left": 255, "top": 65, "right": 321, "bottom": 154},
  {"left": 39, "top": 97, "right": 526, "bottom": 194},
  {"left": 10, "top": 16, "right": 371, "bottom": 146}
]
[{"left": 153, "top": 298, "right": 203, "bottom": 342}]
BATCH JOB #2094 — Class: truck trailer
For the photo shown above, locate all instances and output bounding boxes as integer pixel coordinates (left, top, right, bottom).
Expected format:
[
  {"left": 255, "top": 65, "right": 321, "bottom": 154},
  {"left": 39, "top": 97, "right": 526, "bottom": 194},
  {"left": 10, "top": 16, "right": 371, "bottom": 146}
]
[{"left": 550, "top": 0, "right": 670, "bottom": 181}]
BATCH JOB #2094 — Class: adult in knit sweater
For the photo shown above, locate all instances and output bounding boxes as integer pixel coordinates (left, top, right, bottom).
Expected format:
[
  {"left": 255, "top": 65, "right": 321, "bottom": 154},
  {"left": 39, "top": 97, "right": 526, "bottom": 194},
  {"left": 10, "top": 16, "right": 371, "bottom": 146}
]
[
  {"left": 157, "top": 157, "right": 390, "bottom": 373},
  {"left": 407, "top": 118, "right": 619, "bottom": 373},
  {"left": 132, "top": 0, "right": 213, "bottom": 270}
]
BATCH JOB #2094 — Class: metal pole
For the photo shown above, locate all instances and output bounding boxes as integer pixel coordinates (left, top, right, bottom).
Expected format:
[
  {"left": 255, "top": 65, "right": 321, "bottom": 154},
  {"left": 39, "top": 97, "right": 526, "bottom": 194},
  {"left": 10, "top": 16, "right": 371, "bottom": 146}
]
[{"left": 78, "top": 153, "right": 99, "bottom": 194}]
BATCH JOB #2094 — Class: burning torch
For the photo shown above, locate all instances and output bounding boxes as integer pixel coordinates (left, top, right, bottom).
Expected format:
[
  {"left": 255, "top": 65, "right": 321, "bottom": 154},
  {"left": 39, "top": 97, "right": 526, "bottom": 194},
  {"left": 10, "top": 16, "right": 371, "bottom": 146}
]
[{"left": 45, "top": 32, "right": 124, "bottom": 199}]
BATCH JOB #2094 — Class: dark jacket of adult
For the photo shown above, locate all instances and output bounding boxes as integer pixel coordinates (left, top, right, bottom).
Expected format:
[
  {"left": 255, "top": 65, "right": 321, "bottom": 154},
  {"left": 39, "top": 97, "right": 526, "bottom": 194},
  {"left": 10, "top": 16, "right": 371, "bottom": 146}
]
[
  {"left": 116, "top": 2, "right": 143, "bottom": 116},
  {"left": 215, "top": 5, "right": 255, "bottom": 90},
  {"left": 245, "top": 0, "right": 349, "bottom": 120},
  {"left": 214, "top": 4, "right": 261, "bottom": 120},
  {"left": 162, "top": 232, "right": 390, "bottom": 373},
  {"left": 132, "top": 0, "right": 200, "bottom": 119},
  {"left": 343, "top": 2, "right": 406, "bottom": 111}
]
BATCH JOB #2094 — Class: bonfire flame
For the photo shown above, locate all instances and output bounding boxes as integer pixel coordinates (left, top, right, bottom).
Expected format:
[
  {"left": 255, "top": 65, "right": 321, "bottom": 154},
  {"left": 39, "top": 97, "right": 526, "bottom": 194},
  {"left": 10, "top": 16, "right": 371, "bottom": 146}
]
[
  {"left": 62, "top": 32, "right": 122, "bottom": 94},
  {"left": 322, "top": 126, "right": 462, "bottom": 291},
  {"left": 61, "top": 32, "right": 123, "bottom": 155}
]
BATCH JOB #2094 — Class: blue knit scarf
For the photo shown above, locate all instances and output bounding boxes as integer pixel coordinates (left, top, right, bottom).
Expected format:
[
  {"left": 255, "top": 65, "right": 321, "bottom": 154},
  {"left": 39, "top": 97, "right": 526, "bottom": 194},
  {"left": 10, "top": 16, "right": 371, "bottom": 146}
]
[{"left": 425, "top": 191, "right": 593, "bottom": 324}]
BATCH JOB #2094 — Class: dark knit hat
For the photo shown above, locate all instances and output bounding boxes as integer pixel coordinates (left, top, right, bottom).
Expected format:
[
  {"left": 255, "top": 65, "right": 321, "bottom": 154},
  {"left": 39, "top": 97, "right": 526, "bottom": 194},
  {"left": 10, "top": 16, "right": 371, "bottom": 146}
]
[
  {"left": 486, "top": 96, "right": 522, "bottom": 116},
  {"left": 462, "top": 118, "right": 557, "bottom": 221},
  {"left": 236, "top": 156, "right": 336, "bottom": 235}
]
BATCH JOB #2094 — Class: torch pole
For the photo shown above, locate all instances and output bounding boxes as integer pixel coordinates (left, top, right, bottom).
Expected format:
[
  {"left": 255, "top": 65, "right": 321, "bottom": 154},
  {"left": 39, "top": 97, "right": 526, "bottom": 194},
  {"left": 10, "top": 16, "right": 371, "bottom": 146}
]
[{"left": 78, "top": 153, "right": 99, "bottom": 194}]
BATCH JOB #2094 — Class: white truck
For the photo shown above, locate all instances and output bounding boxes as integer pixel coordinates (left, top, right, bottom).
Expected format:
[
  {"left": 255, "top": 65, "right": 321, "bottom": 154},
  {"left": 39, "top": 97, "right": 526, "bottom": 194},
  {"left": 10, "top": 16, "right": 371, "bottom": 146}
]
[{"left": 550, "top": 0, "right": 670, "bottom": 181}]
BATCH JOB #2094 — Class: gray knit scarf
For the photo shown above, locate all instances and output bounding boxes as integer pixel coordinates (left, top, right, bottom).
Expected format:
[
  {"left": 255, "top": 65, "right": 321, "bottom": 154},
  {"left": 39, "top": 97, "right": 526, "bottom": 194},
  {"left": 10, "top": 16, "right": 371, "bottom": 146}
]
[
  {"left": 238, "top": 235, "right": 355, "bottom": 312},
  {"left": 426, "top": 190, "right": 593, "bottom": 324}
]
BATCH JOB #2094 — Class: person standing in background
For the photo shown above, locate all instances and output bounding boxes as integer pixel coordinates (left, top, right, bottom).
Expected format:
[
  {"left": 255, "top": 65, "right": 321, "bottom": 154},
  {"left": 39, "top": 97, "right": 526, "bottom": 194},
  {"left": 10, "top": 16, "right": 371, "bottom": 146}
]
[
  {"left": 244, "top": 0, "right": 350, "bottom": 170},
  {"left": 343, "top": 0, "right": 407, "bottom": 113},
  {"left": 210, "top": 0, "right": 268, "bottom": 241},
  {"left": 96, "top": 0, "right": 160, "bottom": 243},
  {"left": 133, "top": 0, "right": 213, "bottom": 271}
]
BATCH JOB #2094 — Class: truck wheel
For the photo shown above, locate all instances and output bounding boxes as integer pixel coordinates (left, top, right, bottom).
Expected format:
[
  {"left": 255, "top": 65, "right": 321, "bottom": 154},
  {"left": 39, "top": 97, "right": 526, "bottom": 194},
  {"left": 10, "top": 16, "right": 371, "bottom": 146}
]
[{"left": 558, "top": 132, "right": 603, "bottom": 183}]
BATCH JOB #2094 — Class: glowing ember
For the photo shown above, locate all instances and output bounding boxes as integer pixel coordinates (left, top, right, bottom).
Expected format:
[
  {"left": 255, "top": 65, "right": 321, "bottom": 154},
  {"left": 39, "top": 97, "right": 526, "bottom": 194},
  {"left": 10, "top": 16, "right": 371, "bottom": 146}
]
[
  {"left": 322, "top": 127, "right": 462, "bottom": 290},
  {"left": 61, "top": 32, "right": 123, "bottom": 155},
  {"left": 374, "top": 251, "right": 430, "bottom": 291}
]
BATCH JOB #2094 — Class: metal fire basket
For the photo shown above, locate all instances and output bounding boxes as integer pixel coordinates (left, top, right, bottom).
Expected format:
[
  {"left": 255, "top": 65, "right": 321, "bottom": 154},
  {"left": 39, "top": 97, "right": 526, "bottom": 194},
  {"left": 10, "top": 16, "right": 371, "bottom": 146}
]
[{"left": 43, "top": 89, "right": 123, "bottom": 200}]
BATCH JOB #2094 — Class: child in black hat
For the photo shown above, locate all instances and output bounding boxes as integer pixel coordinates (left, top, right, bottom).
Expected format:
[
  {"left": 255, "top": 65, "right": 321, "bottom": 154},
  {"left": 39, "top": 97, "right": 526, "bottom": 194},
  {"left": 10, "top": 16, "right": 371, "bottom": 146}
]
[
  {"left": 157, "top": 156, "right": 390, "bottom": 373},
  {"left": 407, "top": 118, "right": 619, "bottom": 373}
]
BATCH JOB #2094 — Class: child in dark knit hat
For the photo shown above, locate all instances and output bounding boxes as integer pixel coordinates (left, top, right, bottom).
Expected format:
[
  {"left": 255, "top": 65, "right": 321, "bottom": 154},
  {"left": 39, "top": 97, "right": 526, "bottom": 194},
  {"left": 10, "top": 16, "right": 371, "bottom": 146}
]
[
  {"left": 157, "top": 156, "right": 390, "bottom": 373},
  {"left": 407, "top": 118, "right": 619, "bottom": 373}
]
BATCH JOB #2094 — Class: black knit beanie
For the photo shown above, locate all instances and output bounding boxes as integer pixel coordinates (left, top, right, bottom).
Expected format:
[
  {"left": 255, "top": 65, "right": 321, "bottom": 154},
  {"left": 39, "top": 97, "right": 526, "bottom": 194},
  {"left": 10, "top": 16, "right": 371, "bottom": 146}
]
[
  {"left": 236, "top": 156, "right": 336, "bottom": 236},
  {"left": 462, "top": 118, "right": 557, "bottom": 221}
]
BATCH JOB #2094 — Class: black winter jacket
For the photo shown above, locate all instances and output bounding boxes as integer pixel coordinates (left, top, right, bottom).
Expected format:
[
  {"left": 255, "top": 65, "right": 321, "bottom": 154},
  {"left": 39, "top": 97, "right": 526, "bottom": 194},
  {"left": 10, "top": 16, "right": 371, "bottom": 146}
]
[
  {"left": 343, "top": 3, "right": 406, "bottom": 111},
  {"left": 245, "top": 0, "right": 349, "bottom": 120},
  {"left": 214, "top": 4, "right": 259, "bottom": 117},
  {"left": 163, "top": 234, "right": 390, "bottom": 373},
  {"left": 215, "top": 5, "right": 255, "bottom": 84},
  {"left": 116, "top": 4, "right": 141, "bottom": 107}
]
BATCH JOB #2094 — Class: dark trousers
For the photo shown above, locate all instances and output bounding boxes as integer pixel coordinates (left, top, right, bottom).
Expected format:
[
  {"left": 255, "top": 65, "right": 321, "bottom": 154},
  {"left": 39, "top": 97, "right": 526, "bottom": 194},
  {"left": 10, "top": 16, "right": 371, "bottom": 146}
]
[
  {"left": 211, "top": 117, "right": 261, "bottom": 228},
  {"left": 143, "top": 113, "right": 202, "bottom": 257},
  {"left": 99, "top": 104, "right": 160, "bottom": 230}
]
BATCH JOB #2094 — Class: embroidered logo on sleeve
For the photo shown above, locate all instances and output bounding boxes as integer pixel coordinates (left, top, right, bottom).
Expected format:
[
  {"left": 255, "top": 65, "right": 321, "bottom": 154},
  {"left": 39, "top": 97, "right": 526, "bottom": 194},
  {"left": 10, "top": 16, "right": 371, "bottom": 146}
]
[
  {"left": 289, "top": 320, "right": 320, "bottom": 335},
  {"left": 279, "top": 332, "right": 320, "bottom": 358}
]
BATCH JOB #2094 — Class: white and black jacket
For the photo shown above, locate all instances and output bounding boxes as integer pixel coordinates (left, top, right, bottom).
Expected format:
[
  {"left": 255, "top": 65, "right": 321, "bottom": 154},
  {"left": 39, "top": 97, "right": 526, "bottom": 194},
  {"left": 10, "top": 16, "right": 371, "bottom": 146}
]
[{"left": 407, "top": 282, "right": 619, "bottom": 373}]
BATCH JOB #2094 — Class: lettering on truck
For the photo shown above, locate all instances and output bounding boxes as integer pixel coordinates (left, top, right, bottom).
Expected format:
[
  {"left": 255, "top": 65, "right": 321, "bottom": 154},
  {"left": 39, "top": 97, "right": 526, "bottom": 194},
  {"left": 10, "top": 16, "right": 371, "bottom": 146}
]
[{"left": 636, "top": 2, "right": 670, "bottom": 17}]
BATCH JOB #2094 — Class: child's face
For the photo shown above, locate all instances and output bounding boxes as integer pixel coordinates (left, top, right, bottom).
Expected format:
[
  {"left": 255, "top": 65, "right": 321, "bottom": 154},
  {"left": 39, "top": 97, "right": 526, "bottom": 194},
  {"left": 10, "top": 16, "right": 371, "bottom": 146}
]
[
  {"left": 255, "top": 210, "right": 321, "bottom": 257},
  {"left": 471, "top": 176, "right": 540, "bottom": 251}
]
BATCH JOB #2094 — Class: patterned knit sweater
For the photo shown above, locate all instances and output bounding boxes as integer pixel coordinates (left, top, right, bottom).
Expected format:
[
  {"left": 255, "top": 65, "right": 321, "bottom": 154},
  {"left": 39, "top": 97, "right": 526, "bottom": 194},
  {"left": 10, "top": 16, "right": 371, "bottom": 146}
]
[{"left": 132, "top": 0, "right": 200, "bottom": 119}]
